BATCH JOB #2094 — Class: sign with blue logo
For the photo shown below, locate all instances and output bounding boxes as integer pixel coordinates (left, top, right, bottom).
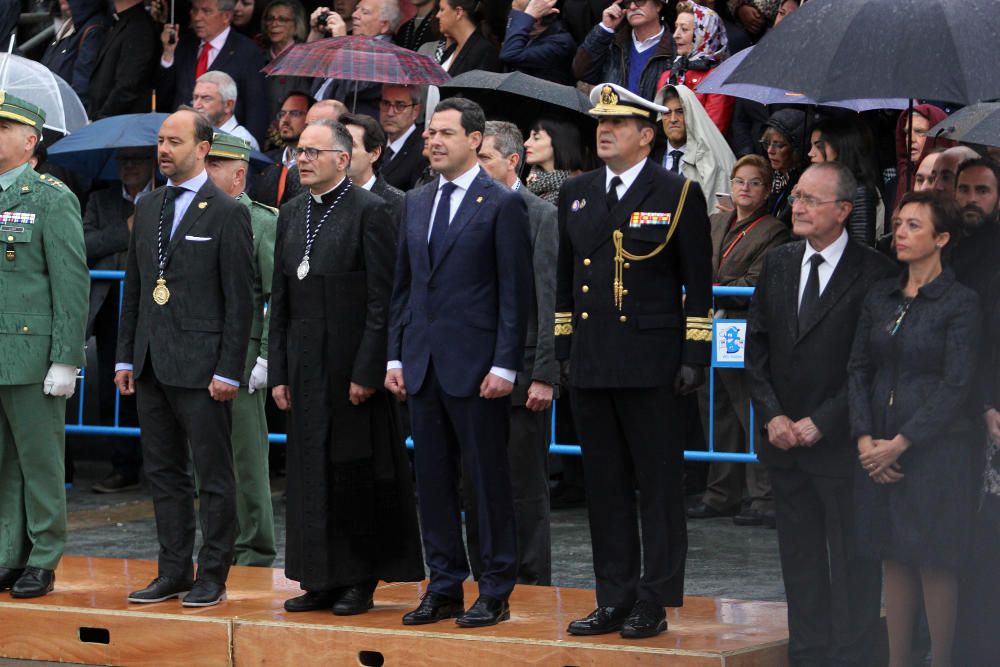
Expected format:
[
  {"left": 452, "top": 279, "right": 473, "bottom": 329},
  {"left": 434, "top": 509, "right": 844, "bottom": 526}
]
[{"left": 712, "top": 319, "right": 747, "bottom": 368}]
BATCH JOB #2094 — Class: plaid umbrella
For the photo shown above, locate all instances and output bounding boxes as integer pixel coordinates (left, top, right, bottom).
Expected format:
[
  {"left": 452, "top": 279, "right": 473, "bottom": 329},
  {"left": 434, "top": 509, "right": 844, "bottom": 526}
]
[{"left": 263, "top": 36, "right": 450, "bottom": 86}]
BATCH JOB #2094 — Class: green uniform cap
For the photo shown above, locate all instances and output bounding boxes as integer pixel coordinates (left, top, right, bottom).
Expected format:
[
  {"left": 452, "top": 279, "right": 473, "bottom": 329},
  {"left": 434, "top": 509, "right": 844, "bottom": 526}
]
[
  {"left": 0, "top": 90, "right": 46, "bottom": 128},
  {"left": 209, "top": 132, "right": 252, "bottom": 162}
]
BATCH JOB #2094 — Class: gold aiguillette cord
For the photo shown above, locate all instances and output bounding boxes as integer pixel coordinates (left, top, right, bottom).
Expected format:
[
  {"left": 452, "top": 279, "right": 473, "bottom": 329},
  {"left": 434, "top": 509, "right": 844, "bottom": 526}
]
[{"left": 612, "top": 179, "right": 691, "bottom": 310}]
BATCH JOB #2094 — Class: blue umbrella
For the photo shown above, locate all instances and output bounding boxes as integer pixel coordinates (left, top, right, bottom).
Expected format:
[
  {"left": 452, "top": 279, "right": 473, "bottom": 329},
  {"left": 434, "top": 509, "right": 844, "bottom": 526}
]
[
  {"left": 697, "top": 47, "right": 908, "bottom": 112},
  {"left": 47, "top": 113, "right": 273, "bottom": 181}
]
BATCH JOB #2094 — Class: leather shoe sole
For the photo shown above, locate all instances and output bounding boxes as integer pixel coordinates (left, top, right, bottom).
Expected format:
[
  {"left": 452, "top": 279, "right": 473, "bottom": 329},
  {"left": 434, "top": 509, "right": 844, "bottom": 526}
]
[
  {"left": 621, "top": 618, "right": 667, "bottom": 639},
  {"left": 182, "top": 592, "right": 226, "bottom": 607}
]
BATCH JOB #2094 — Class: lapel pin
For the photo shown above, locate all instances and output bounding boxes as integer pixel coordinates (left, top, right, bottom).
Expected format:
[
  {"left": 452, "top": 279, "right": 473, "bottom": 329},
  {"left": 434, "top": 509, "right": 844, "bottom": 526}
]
[
  {"left": 20, "top": 185, "right": 29, "bottom": 193},
  {"left": 571, "top": 199, "right": 580, "bottom": 211},
  {"left": 580, "top": 198, "right": 587, "bottom": 209},
  {"left": 476, "top": 196, "right": 483, "bottom": 203},
  {"left": 198, "top": 201, "right": 208, "bottom": 209}
]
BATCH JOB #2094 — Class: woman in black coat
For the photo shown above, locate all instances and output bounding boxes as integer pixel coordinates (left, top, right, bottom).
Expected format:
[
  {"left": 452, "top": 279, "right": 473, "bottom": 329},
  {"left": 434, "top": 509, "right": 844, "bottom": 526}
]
[
  {"left": 848, "top": 191, "right": 981, "bottom": 667},
  {"left": 434, "top": 0, "right": 500, "bottom": 75}
]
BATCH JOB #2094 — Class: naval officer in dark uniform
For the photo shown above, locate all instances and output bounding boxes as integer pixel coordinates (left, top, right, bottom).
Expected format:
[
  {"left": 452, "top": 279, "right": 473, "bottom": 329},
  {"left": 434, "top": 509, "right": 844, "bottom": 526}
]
[{"left": 556, "top": 83, "right": 714, "bottom": 639}]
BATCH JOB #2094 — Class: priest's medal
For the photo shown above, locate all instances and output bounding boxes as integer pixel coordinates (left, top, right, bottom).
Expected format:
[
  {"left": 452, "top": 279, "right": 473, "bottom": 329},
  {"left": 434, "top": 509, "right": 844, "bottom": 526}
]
[
  {"left": 153, "top": 276, "right": 170, "bottom": 305},
  {"left": 296, "top": 257, "right": 310, "bottom": 280}
]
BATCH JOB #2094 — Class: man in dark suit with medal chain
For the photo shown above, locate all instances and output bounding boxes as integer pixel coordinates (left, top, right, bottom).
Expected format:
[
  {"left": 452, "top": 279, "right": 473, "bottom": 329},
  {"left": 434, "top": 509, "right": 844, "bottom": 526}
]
[{"left": 115, "top": 108, "right": 254, "bottom": 607}]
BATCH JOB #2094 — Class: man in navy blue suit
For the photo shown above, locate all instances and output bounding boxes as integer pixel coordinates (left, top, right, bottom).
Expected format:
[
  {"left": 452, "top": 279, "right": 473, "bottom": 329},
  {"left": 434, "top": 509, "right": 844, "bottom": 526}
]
[
  {"left": 386, "top": 97, "right": 532, "bottom": 628},
  {"left": 156, "top": 0, "right": 268, "bottom": 146}
]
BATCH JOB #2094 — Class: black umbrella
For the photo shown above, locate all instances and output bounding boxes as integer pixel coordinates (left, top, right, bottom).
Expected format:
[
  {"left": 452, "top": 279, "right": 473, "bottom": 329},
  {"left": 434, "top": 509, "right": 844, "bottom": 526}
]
[
  {"left": 439, "top": 70, "right": 592, "bottom": 116},
  {"left": 929, "top": 102, "right": 1000, "bottom": 148},
  {"left": 726, "top": 0, "right": 1000, "bottom": 105}
]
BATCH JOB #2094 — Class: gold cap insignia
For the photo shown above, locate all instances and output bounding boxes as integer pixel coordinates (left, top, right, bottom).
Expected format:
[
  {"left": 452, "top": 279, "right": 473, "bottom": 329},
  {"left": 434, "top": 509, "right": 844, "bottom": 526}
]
[{"left": 599, "top": 85, "right": 618, "bottom": 107}]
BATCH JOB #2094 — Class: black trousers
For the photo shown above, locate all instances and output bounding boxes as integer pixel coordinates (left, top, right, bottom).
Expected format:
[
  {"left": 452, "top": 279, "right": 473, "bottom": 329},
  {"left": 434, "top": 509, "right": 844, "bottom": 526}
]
[
  {"left": 570, "top": 385, "right": 687, "bottom": 608},
  {"left": 409, "top": 364, "right": 518, "bottom": 601},
  {"left": 769, "top": 466, "right": 882, "bottom": 667},
  {"left": 136, "top": 369, "right": 236, "bottom": 584},
  {"left": 466, "top": 405, "right": 552, "bottom": 586}
]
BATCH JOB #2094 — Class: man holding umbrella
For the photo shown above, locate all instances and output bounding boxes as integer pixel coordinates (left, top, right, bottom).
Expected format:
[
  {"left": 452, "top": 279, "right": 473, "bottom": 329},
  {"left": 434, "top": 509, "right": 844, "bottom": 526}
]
[
  {"left": 204, "top": 133, "right": 278, "bottom": 567},
  {"left": 0, "top": 94, "right": 89, "bottom": 598},
  {"left": 556, "top": 82, "right": 712, "bottom": 638}
]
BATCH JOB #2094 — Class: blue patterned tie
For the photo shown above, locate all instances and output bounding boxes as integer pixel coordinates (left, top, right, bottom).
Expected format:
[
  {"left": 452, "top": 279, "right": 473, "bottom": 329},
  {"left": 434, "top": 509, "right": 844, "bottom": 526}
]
[{"left": 428, "top": 181, "right": 457, "bottom": 265}]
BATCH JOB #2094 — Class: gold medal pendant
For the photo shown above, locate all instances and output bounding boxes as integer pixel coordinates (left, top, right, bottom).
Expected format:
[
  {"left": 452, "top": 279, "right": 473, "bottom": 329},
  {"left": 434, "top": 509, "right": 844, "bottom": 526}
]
[{"left": 153, "top": 277, "right": 171, "bottom": 305}]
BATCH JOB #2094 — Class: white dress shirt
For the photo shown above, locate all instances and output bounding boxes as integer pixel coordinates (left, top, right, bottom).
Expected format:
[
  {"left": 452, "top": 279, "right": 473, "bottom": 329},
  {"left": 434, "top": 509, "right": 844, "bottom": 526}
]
[
  {"left": 662, "top": 142, "right": 688, "bottom": 172},
  {"left": 388, "top": 163, "right": 515, "bottom": 383},
  {"left": 359, "top": 174, "right": 377, "bottom": 191},
  {"left": 161, "top": 26, "right": 230, "bottom": 68},
  {"left": 598, "top": 23, "right": 664, "bottom": 54},
  {"left": 386, "top": 123, "right": 417, "bottom": 159},
  {"left": 798, "top": 229, "right": 849, "bottom": 307},
  {"left": 218, "top": 116, "right": 260, "bottom": 151},
  {"left": 605, "top": 157, "right": 648, "bottom": 200}
]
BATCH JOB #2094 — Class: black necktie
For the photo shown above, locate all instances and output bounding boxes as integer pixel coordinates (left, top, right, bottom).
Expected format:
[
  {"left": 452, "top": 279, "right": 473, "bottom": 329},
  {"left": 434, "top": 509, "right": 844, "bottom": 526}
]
[
  {"left": 798, "top": 254, "right": 824, "bottom": 325},
  {"left": 670, "top": 150, "right": 684, "bottom": 173},
  {"left": 429, "top": 181, "right": 457, "bottom": 265},
  {"left": 606, "top": 175, "right": 622, "bottom": 209},
  {"left": 384, "top": 145, "right": 395, "bottom": 162},
  {"left": 159, "top": 186, "right": 182, "bottom": 249}
]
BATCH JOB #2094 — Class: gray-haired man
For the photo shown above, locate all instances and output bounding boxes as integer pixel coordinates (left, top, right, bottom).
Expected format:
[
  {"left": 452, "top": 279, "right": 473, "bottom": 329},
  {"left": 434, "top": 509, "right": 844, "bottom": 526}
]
[
  {"left": 474, "top": 120, "right": 559, "bottom": 586},
  {"left": 193, "top": 70, "right": 259, "bottom": 150}
]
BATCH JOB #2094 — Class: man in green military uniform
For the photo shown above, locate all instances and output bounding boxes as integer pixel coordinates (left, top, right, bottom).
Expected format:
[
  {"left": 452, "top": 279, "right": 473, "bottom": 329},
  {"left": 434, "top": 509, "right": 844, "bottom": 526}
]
[
  {"left": 0, "top": 93, "right": 89, "bottom": 597},
  {"left": 205, "top": 132, "right": 277, "bottom": 566}
]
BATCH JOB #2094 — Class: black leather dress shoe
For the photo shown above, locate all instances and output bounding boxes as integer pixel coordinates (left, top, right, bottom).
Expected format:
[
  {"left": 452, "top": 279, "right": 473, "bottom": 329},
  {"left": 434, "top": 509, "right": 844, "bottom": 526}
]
[
  {"left": 182, "top": 580, "right": 226, "bottom": 607},
  {"left": 402, "top": 591, "right": 465, "bottom": 626},
  {"left": 0, "top": 567, "right": 24, "bottom": 591},
  {"left": 284, "top": 589, "right": 338, "bottom": 612},
  {"left": 686, "top": 502, "right": 736, "bottom": 519},
  {"left": 11, "top": 568, "right": 54, "bottom": 598},
  {"left": 620, "top": 600, "right": 667, "bottom": 639},
  {"left": 567, "top": 606, "right": 631, "bottom": 636},
  {"left": 455, "top": 595, "right": 510, "bottom": 628},
  {"left": 128, "top": 576, "right": 193, "bottom": 603},
  {"left": 333, "top": 583, "right": 375, "bottom": 616}
]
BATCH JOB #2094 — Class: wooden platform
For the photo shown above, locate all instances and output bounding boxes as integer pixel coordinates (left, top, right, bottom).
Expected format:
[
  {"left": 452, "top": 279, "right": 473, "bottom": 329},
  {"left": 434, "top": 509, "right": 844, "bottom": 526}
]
[{"left": 0, "top": 557, "right": 789, "bottom": 666}]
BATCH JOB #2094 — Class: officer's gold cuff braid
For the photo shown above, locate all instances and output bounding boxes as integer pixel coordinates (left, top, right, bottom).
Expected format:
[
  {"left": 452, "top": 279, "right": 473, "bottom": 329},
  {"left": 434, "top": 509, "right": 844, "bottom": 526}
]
[
  {"left": 611, "top": 179, "right": 692, "bottom": 310},
  {"left": 686, "top": 312, "right": 714, "bottom": 342},
  {"left": 554, "top": 312, "right": 573, "bottom": 336}
]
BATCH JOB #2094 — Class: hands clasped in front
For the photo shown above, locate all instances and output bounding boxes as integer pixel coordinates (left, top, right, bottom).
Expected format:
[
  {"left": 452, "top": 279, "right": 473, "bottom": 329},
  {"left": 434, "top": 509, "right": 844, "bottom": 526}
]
[
  {"left": 383, "top": 370, "right": 517, "bottom": 401},
  {"left": 766, "top": 415, "right": 823, "bottom": 450},
  {"left": 857, "top": 434, "right": 910, "bottom": 484}
]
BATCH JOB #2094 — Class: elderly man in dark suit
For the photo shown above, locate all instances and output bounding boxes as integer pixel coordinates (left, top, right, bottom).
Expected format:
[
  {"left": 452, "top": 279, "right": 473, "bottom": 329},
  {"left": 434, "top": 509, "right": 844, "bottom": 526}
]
[
  {"left": 556, "top": 83, "right": 713, "bottom": 640},
  {"left": 471, "top": 119, "right": 558, "bottom": 586},
  {"left": 156, "top": 0, "right": 268, "bottom": 145},
  {"left": 379, "top": 85, "right": 428, "bottom": 192},
  {"left": 84, "top": 148, "right": 157, "bottom": 494},
  {"left": 386, "top": 97, "right": 532, "bottom": 628},
  {"left": 341, "top": 112, "right": 404, "bottom": 221},
  {"left": 115, "top": 108, "right": 254, "bottom": 608},
  {"left": 87, "top": 0, "right": 160, "bottom": 119},
  {"left": 746, "top": 162, "right": 895, "bottom": 666}
]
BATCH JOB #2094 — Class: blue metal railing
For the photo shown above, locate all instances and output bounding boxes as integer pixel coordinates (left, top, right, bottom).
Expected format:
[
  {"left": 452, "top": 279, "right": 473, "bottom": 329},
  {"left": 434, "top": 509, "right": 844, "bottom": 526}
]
[{"left": 68, "top": 271, "right": 757, "bottom": 463}]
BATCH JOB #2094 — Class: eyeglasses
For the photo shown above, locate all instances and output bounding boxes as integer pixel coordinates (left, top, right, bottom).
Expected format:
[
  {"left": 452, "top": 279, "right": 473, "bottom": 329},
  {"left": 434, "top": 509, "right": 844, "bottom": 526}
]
[
  {"left": 623, "top": 0, "right": 653, "bottom": 7},
  {"left": 731, "top": 177, "right": 765, "bottom": 189},
  {"left": 264, "top": 15, "right": 294, "bottom": 24},
  {"left": 379, "top": 100, "right": 417, "bottom": 113},
  {"left": 759, "top": 140, "right": 789, "bottom": 151},
  {"left": 276, "top": 109, "right": 306, "bottom": 120},
  {"left": 293, "top": 146, "right": 346, "bottom": 161},
  {"left": 789, "top": 194, "right": 844, "bottom": 209}
]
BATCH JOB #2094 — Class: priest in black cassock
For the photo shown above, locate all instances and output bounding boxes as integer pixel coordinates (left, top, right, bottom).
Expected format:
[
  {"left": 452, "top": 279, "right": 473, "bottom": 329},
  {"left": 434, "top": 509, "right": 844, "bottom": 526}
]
[{"left": 268, "top": 118, "right": 424, "bottom": 616}]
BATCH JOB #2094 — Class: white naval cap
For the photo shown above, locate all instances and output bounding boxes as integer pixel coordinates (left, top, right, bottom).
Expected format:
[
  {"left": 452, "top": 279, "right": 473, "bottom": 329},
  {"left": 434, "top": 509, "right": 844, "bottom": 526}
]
[{"left": 587, "top": 83, "right": 668, "bottom": 120}]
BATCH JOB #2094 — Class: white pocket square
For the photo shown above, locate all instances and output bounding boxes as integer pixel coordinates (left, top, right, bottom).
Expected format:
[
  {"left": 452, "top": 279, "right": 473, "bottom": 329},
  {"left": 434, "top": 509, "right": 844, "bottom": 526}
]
[{"left": 184, "top": 235, "right": 212, "bottom": 242}]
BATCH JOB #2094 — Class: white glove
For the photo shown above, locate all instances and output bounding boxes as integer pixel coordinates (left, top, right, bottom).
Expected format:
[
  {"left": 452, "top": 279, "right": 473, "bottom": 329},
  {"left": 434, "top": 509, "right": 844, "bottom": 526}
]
[
  {"left": 248, "top": 357, "right": 268, "bottom": 394},
  {"left": 43, "top": 363, "right": 78, "bottom": 398}
]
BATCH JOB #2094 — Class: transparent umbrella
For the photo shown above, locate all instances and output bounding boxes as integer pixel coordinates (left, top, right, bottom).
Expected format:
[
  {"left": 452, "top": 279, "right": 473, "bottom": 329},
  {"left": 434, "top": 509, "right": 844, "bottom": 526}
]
[{"left": 0, "top": 53, "right": 88, "bottom": 134}]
